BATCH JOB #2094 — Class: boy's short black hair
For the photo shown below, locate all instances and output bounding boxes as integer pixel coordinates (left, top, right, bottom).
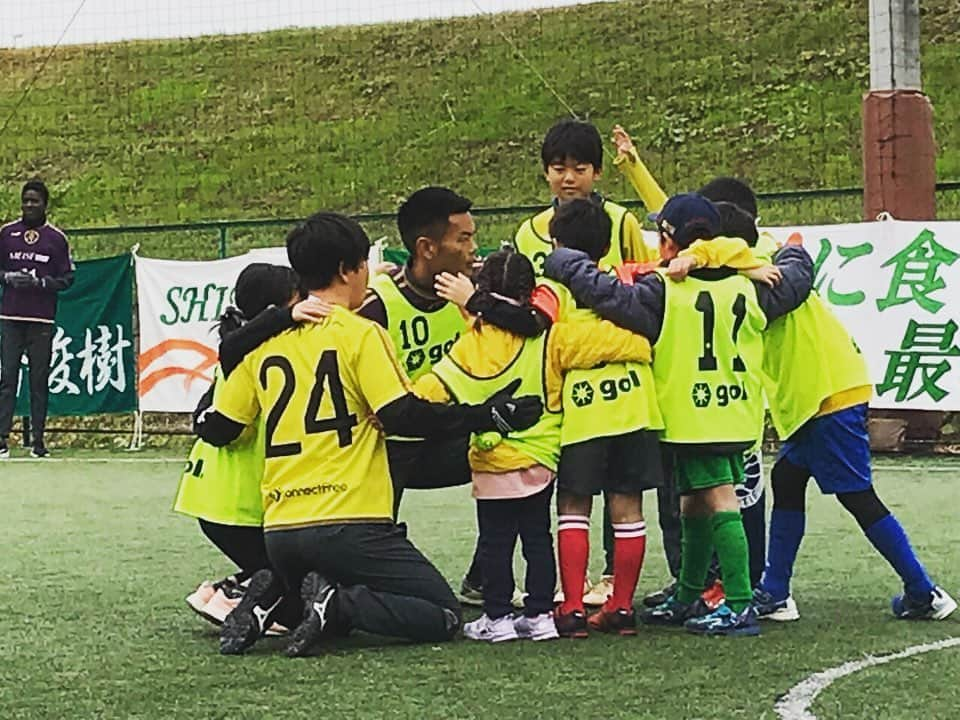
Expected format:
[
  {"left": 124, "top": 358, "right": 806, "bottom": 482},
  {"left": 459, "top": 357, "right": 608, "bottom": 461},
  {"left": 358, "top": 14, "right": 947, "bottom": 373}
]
[
  {"left": 548, "top": 198, "right": 612, "bottom": 262},
  {"left": 698, "top": 177, "right": 758, "bottom": 219},
  {"left": 22, "top": 179, "right": 49, "bottom": 204},
  {"left": 715, "top": 201, "right": 759, "bottom": 247},
  {"left": 286, "top": 212, "right": 370, "bottom": 290},
  {"left": 397, "top": 186, "right": 472, "bottom": 254},
  {"left": 540, "top": 119, "right": 604, "bottom": 171}
]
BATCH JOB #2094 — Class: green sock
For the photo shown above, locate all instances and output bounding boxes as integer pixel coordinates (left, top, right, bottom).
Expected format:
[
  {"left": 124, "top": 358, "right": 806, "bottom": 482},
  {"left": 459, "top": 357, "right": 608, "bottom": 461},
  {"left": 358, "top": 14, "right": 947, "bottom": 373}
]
[
  {"left": 712, "top": 511, "right": 752, "bottom": 612},
  {"left": 677, "top": 515, "right": 714, "bottom": 605}
]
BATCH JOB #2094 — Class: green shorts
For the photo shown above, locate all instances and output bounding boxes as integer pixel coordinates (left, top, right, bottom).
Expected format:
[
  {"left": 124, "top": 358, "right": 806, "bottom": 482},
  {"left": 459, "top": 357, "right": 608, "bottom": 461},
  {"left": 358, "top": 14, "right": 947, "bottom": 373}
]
[{"left": 674, "top": 452, "right": 744, "bottom": 495}]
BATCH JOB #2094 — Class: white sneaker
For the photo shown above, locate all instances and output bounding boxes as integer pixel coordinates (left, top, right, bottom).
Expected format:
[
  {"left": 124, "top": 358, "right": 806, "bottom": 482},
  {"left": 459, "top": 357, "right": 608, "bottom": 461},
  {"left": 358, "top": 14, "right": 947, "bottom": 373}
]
[
  {"left": 583, "top": 575, "right": 614, "bottom": 607},
  {"left": 463, "top": 614, "right": 519, "bottom": 643},
  {"left": 766, "top": 595, "right": 800, "bottom": 622},
  {"left": 199, "top": 587, "right": 242, "bottom": 625},
  {"left": 186, "top": 580, "right": 216, "bottom": 615},
  {"left": 514, "top": 612, "right": 559, "bottom": 641},
  {"left": 931, "top": 587, "right": 959, "bottom": 620},
  {"left": 0, "top": 445, "right": 9, "bottom": 459}
]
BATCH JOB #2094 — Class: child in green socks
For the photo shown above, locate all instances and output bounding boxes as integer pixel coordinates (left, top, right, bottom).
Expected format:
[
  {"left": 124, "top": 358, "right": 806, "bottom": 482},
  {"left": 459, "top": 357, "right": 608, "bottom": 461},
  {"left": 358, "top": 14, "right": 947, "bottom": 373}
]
[{"left": 543, "top": 192, "right": 815, "bottom": 636}]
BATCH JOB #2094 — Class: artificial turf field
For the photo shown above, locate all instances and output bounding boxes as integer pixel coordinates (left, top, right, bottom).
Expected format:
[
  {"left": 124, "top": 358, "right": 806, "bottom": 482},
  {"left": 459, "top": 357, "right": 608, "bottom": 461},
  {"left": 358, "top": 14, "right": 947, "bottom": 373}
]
[{"left": 2, "top": 451, "right": 959, "bottom": 719}]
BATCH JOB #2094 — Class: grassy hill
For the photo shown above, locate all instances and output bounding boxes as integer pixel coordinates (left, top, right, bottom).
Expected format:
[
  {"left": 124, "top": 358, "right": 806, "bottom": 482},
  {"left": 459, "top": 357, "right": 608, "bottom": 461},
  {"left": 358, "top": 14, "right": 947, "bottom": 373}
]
[{"left": 1, "top": 0, "right": 959, "bottom": 254}]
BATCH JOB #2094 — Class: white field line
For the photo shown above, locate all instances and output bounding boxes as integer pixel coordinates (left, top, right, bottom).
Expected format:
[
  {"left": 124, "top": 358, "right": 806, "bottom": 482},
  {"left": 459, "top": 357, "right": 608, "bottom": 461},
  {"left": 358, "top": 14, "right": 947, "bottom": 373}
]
[
  {"left": 774, "top": 637, "right": 960, "bottom": 720},
  {"left": 872, "top": 464, "right": 960, "bottom": 473}
]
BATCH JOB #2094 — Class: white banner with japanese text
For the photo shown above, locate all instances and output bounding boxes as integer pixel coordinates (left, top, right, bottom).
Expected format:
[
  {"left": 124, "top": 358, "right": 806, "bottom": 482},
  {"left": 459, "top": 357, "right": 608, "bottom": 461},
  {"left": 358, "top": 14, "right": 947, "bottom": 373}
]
[
  {"left": 762, "top": 219, "right": 960, "bottom": 411},
  {"left": 134, "top": 243, "right": 383, "bottom": 413},
  {"left": 135, "top": 249, "right": 289, "bottom": 412}
]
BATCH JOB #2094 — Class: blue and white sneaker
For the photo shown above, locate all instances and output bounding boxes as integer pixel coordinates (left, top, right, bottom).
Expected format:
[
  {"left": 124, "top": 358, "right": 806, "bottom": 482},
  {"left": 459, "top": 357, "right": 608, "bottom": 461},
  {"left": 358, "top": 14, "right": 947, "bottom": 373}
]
[
  {"left": 752, "top": 588, "right": 800, "bottom": 622},
  {"left": 892, "top": 586, "right": 957, "bottom": 620},
  {"left": 642, "top": 595, "right": 709, "bottom": 626},
  {"left": 685, "top": 604, "right": 761, "bottom": 637}
]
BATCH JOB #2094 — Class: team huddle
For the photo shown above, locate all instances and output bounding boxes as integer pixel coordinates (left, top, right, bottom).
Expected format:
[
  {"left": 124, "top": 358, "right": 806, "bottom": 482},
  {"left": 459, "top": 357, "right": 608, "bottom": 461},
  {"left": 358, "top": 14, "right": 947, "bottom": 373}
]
[{"left": 173, "top": 120, "right": 956, "bottom": 657}]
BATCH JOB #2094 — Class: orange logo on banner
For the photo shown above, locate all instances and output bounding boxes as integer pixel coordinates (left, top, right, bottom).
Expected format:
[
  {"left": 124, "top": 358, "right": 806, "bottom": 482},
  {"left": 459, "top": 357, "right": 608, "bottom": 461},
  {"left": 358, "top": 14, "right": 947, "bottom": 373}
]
[{"left": 138, "top": 339, "right": 218, "bottom": 396}]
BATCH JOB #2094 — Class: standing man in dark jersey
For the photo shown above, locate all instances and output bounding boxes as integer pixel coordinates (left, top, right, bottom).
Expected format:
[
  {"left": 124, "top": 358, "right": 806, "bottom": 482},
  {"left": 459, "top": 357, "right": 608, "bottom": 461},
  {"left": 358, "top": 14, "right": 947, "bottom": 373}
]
[{"left": 0, "top": 180, "right": 75, "bottom": 459}]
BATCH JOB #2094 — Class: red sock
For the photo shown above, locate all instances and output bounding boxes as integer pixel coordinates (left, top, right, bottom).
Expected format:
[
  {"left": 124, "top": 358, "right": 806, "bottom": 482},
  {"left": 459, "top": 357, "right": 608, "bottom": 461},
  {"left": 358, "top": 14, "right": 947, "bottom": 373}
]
[
  {"left": 607, "top": 521, "right": 647, "bottom": 612},
  {"left": 557, "top": 515, "right": 589, "bottom": 615}
]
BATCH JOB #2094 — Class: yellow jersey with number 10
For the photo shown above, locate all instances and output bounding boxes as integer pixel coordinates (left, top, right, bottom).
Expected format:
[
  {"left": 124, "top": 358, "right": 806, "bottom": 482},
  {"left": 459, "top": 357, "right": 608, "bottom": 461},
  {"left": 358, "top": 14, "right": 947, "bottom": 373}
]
[
  {"left": 368, "top": 272, "right": 466, "bottom": 382},
  {"left": 214, "top": 305, "right": 410, "bottom": 530}
]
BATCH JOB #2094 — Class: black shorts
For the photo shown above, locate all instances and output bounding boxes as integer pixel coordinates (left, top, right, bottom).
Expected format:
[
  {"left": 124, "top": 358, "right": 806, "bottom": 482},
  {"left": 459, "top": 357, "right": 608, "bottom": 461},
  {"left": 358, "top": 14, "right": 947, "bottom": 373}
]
[
  {"left": 387, "top": 436, "right": 470, "bottom": 491},
  {"left": 557, "top": 429, "right": 663, "bottom": 497}
]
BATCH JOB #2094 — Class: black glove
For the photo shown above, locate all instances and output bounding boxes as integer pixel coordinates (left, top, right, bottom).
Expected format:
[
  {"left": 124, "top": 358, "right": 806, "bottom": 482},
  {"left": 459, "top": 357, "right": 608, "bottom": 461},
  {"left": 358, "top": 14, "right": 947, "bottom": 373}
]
[{"left": 482, "top": 378, "right": 543, "bottom": 434}]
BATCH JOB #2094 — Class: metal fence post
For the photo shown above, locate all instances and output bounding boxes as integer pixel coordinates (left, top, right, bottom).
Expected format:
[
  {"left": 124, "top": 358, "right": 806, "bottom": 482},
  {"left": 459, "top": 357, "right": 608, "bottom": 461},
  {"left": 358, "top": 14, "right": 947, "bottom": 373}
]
[{"left": 218, "top": 226, "right": 228, "bottom": 258}]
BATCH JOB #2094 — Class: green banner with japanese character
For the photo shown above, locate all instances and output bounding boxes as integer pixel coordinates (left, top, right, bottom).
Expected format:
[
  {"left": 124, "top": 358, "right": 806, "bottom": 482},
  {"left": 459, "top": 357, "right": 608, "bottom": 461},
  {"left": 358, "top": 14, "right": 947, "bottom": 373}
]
[{"left": 1, "top": 253, "right": 136, "bottom": 417}]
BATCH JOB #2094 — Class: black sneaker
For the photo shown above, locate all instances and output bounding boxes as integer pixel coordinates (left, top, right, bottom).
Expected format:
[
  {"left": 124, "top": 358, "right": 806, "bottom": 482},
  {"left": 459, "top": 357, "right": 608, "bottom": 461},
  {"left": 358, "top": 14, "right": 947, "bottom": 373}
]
[
  {"left": 0, "top": 441, "right": 8, "bottom": 459},
  {"left": 30, "top": 445, "right": 50, "bottom": 458},
  {"left": 554, "top": 609, "right": 589, "bottom": 638},
  {"left": 459, "top": 577, "right": 483, "bottom": 607},
  {"left": 285, "top": 572, "right": 338, "bottom": 658},
  {"left": 642, "top": 595, "right": 711, "bottom": 626},
  {"left": 642, "top": 579, "right": 677, "bottom": 608},
  {"left": 219, "top": 569, "right": 282, "bottom": 655}
]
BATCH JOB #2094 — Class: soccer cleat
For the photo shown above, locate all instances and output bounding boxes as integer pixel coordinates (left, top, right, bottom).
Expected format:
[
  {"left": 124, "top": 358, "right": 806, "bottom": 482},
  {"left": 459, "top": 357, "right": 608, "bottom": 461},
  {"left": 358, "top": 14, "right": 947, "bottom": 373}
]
[
  {"left": 583, "top": 575, "right": 615, "bottom": 607},
  {"left": 219, "top": 569, "right": 282, "bottom": 655},
  {"left": 642, "top": 595, "right": 710, "bottom": 626},
  {"left": 459, "top": 578, "right": 484, "bottom": 607},
  {"left": 0, "top": 441, "right": 9, "bottom": 459},
  {"left": 30, "top": 445, "right": 50, "bottom": 458},
  {"left": 186, "top": 581, "right": 217, "bottom": 616},
  {"left": 892, "top": 586, "right": 958, "bottom": 621},
  {"left": 642, "top": 579, "right": 677, "bottom": 608},
  {"left": 752, "top": 588, "right": 800, "bottom": 622},
  {"left": 587, "top": 607, "right": 637, "bottom": 636},
  {"left": 286, "top": 572, "right": 338, "bottom": 657},
  {"left": 554, "top": 610, "right": 589, "bottom": 639},
  {"left": 701, "top": 580, "right": 726, "bottom": 610},
  {"left": 684, "top": 604, "right": 761, "bottom": 637},
  {"left": 463, "top": 614, "right": 519, "bottom": 643},
  {"left": 514, "top": 612, "right": 559, "bottom": 641}
]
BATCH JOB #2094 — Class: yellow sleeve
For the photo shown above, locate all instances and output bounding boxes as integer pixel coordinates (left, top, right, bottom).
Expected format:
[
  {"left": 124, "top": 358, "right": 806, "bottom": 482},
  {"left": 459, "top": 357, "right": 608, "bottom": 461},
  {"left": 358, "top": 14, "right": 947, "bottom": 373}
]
[
  {"left": 549, "top": 319, "right": 652, "bottom": 371},
  {"left": 613, "top": 149, "right": 668, "bottom": 213},
  {"left": 213, "top": 359, "right": 260, "bottom": 426},
  {"left": 620, "top": 211, "right": 658, "bottom": 263},
  {"left": 411, "top": 373, "right": 452, "bottom": 404},
  {"left": 681, "top": 236, "right": 763, "bottom": 270},
  {"left": 354, "top": 323, "right": 413, "bottom": 413}
]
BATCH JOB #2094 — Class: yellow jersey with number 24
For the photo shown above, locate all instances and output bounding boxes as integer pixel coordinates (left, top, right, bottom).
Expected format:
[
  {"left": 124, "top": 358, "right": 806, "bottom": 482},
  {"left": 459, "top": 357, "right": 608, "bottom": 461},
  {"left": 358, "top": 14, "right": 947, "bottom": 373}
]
[{"left": 214, "top": 305, "right": 410, "bottom": 530}]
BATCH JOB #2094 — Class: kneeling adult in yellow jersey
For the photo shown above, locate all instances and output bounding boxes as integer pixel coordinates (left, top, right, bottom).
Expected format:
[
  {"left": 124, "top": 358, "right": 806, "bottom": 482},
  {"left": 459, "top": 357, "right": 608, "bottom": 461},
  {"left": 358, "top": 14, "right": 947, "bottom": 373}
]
[{"left": 197, "top": 212, "right": 542, "bottom": 657}]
